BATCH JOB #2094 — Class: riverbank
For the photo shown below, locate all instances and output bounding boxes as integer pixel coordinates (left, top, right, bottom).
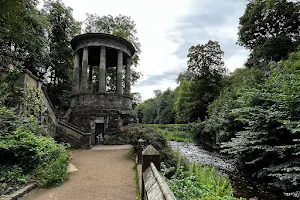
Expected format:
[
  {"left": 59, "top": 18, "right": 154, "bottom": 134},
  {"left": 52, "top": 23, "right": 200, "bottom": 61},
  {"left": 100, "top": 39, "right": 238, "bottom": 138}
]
[
  {"left": 124, "top": 124, "right": 243, "bottom": 200},
  {"left": 169, "top": 141, "right": 288, "bottom": 200}
]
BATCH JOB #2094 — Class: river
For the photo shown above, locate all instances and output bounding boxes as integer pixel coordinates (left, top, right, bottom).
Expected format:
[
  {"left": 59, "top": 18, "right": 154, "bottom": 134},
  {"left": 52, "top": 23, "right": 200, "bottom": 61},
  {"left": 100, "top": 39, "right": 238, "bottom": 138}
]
[{"left": 169, "top": 141, "right": 288, "bottom": 200}]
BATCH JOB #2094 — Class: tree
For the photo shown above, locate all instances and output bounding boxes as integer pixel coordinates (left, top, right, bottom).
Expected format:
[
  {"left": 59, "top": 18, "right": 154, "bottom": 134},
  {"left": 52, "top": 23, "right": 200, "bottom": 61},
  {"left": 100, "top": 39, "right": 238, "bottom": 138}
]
[
  {"left": 174, "top": 80, "right": 193, "bottom": 123},
  {"left": 84, "top": 14, "right": 142, "bottom": 89},
  {"left": 156, "top": 89, "right": 176, "bottom": 124},
  {"left": 0, "top": 0, "right": 50, "bottom": 76},
  {"left": 186, "top": 40, "right": 227, "bottom": 121},
  {"left": 44, "top": 0, "right": 81, "bottom": 109},
  {"left": 238, "top": 0, "right": 300, "bottom": 66},
  {"left": 131, "top": 92, "right": 142, "bottom": 110},
  {"left": 136, "top": 89, "right": 176, "bottom": 124},
  {"left": 188, "top": 40, "right": 225, "bottom": 77},
  {"left": 176, "top": 70, "right": 195, "bottom": 83},
  {"left": 221, "top": 50, "right": 300, "bottom": 198}
]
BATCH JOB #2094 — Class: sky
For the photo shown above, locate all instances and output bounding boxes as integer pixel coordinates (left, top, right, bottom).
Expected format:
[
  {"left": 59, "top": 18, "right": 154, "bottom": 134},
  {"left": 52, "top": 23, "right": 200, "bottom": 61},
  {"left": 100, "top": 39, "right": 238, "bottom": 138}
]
[{"left": 61, "top": 0, "right": 249, "bottom": 100}]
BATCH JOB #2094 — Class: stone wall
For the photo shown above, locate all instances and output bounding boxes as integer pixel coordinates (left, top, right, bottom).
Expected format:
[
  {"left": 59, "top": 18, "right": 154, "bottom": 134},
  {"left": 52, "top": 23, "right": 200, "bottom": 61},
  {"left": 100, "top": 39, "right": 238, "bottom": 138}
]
[{"left": 70, "top": 93, "right": 133, "bottom": 113}]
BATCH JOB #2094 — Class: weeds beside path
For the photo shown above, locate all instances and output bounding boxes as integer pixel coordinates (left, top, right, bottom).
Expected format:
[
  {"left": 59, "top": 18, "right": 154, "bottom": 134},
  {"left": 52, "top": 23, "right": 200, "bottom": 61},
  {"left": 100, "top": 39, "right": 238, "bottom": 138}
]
[{"left": 21, "top": 145, "right": 136, "bottom": 200}]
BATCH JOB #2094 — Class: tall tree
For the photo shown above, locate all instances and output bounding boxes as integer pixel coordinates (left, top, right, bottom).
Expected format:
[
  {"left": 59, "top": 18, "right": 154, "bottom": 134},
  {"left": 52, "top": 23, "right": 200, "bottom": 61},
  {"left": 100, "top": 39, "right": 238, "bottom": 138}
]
[
  {"left": 84, "top": 14, "right": 142, "bottom": 90},
  {"left": 44, "top": 0, "right": 81, "bottom": 109},
  {"left": 186, "top": 40, "right": 227, "bottom": 121},
  {"left": 188, "top": 40, "right": 225, "bottom": 77},
  {"left": 238, "top": 0, "right": 300, "bottom": 66},
  {"left": 0, "top": 0, "right": 50, "bottom": 76}
]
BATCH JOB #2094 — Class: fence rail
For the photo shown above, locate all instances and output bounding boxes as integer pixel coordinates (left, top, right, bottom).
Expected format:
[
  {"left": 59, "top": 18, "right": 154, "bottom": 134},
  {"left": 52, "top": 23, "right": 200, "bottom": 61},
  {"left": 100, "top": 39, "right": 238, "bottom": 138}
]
[{"left": 137, "top": 141, "right": 177, "bottom": 200}]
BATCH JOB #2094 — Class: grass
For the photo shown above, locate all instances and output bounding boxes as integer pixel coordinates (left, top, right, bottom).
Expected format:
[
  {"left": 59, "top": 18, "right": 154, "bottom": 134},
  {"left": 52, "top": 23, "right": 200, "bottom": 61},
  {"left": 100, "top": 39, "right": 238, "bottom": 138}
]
[
  {"left": 133, "top": 165, "right": 141, "bottom": 200},
  {"left": 125, "top": 147, "right": 141, "bottom": 200},
  {"left": 146, "top": 124, "right": 194, "bottom": 143},
  {"left": 125, "top": 147, "right": 135, "bottom": 160}
]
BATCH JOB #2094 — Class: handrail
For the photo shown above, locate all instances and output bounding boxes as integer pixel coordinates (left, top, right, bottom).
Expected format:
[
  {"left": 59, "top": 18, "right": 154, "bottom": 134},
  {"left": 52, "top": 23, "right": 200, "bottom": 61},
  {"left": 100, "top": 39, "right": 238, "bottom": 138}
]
[
  {"left": 58, "top": 120, "right": 91, "bottom": 136},
  {"left": 139, "top": 144, "right": 177, "bottom": 200},
  {"left": 149, "top": 163, "right": 176, "bottom": 200}
]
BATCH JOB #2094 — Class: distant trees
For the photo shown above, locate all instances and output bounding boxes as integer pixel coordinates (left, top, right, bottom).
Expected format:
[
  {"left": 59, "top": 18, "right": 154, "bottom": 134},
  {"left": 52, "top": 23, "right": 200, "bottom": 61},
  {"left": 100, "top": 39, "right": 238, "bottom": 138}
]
[
  {"left": 137, "top": 41, "right": 227, "bottom": 124},
  {"left": 136, "top": 89, "right": 176, "bottom": 124}
]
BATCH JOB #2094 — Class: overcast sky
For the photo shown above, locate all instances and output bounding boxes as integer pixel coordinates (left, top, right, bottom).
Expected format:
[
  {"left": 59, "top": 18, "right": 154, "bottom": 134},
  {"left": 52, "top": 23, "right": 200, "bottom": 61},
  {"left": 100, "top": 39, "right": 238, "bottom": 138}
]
[{"left": 61, "top": 0, "right": 249, "bottom": 100}]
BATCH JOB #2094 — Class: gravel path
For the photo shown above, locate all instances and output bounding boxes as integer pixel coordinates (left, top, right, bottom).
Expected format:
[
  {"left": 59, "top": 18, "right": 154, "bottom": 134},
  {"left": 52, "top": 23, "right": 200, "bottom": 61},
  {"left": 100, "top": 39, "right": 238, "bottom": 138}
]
[{"left": 21, "top": 145, "right": 136, "bottom": 200}]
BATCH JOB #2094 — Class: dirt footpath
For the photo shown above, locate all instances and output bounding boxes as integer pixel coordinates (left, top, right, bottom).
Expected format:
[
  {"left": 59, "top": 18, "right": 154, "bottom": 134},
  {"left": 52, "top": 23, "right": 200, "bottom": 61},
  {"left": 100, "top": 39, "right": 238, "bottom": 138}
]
[{"left": 21, "top": 145, "right": 136, "bottom": 200}]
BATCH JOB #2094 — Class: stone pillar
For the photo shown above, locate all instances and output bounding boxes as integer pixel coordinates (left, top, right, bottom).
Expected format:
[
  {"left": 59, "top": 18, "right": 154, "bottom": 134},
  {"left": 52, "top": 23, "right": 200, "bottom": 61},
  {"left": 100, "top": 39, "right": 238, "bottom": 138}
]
[
  {"left": 116, "top": 50, "right": 123, "bottom": 94},
  {"left": 125, "top": 57, "right": 131, "bottom": 95},
  {"left": 88, "top": 65, "right": 93, "bottom": 93},
  {"left": 81, "top": 47, "right": 88, "bottom": 92},
  {"left": 72, "top": 51, "right": 80, "bottom": 94},
  {"left": 99, "top": 46, "right": 106, "bottom": 93}
]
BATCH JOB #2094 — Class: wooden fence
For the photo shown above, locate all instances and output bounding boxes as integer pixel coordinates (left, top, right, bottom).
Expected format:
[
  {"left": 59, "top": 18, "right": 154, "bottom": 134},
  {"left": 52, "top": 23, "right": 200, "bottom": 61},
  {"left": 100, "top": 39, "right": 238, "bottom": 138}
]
[{"left": 137, "top": 140, "right": 176, "bottom": 200}]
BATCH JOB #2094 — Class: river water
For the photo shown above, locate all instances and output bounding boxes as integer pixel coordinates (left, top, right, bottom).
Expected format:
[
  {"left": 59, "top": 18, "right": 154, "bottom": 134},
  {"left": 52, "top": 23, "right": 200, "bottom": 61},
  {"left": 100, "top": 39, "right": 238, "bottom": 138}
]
[{"left": 169, "top": 141, "right": 288, "bottom": 200}]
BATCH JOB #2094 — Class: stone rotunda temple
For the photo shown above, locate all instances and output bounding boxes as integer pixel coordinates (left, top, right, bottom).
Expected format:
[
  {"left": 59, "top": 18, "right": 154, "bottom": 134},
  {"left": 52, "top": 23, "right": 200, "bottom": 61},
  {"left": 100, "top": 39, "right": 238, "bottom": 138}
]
[{"left": 68, "top": 33, "right": 136, "bottom": 145}]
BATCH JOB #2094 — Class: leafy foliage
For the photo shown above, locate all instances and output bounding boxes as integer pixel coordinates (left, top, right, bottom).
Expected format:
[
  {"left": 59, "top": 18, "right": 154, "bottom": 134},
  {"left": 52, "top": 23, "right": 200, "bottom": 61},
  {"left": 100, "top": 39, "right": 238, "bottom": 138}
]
[
  {"left": 136, "top": 89, "right": 176, "bottom": 124},
  {"left": 147, "top": 124, "right": 195, "bottom": 143},
  {"left": 123, "top": 124, "right": 178, "bottom": 167},
  {"left": 0, "top": 72, "right": 70, "bottom": 196},
  {"left": 238, "top": 0, "right": 300, "bottom": 49},
  {"left": 162, "top": 158, "right": 244, "bottom": 200},
  {"left": 0, "top": 0, "right": 50, "bottom": 76},
  {"left": 238, "top": 0, "right": 300, "bottom": 67},
  {"left": 219, "top": 51, "right": 300, "bottom": 198},
  {"left": 44, "top": 0, "right": 81, "bottom": 109}
]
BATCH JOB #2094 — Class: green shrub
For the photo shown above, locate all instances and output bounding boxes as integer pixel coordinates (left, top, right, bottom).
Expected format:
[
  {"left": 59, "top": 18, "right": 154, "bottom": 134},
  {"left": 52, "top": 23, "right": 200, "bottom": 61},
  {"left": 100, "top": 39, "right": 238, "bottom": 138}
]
[
  {"left": 162, "top": 162, "right": 244, "bottom": 200},
  {"left": 124, "top": 124, "right": 177, "bottom": 167},
  {"left": 0, "top": 127, "right": 70, "bottom": 187},
  {"left": 0, "top": 165, "right": 31, "bottom": 196},
  {"left": 35, "top": 149, "right": 69, "bottom": 187},
  {"left": 220, "top": 50, "right": 300, "bottom": 198}
]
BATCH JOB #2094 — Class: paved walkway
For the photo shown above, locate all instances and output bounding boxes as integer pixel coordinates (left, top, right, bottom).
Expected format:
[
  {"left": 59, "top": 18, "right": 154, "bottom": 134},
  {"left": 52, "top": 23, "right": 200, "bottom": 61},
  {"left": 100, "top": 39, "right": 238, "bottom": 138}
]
[{"left": 21, "top": 145, "right": 136, "bottom": 200}]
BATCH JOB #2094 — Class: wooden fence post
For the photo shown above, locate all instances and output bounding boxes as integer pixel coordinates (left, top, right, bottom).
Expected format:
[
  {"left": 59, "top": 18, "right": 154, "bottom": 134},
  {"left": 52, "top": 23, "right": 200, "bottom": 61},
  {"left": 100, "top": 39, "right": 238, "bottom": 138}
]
[
  {"left": 141, "top": 145, "right": 160, "bottom": 200},
  {"left": 137, "top": 139, "right": 145, "bottom": 164}
]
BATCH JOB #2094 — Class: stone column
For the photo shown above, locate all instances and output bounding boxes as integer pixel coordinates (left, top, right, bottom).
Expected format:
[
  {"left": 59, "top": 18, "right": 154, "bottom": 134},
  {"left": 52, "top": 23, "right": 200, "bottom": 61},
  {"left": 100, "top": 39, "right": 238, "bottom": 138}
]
[
  {"left": 99, "top": 46, "right": 106, "bottom": 93},
  {"left": 88, "top": 65, "right": 93, "bottom": 93},
  {"left": 116, "top": 50, "right": 123, "bottom": 94},
  {"left": 125, "top": 57, "right": 131, "bottom": 95},
  {"left": 72, "top": 51, "right": 80, "bottom": 94},
  {"left": 81, "top": 47, "right": 88, "bottom": 92}
]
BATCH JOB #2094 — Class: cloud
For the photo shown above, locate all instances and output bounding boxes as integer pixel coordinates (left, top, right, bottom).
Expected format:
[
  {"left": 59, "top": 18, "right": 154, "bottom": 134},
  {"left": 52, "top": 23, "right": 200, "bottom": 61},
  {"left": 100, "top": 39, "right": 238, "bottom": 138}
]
[
  {"left": 136, "top": 66, "right": 185, "bottom": 87},
  {"left": 169, "top": 0, "right": 249, "bottom": 71}
]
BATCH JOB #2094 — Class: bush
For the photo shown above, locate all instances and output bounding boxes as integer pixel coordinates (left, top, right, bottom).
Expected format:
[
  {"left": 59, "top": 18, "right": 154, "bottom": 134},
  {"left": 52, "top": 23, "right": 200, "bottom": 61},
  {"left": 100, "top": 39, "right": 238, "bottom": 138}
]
[
  {"left": 219, "top": 51, "right": 300, "bottom": 198},
  {"left": 0, "top": 126, "right": 70, "bottom": 189},
  {"left": 124, "top": 124, "right": 178, "bottom": 167},
  {"left": 0, "top": 165, "right": 31, "bottom": 196}
]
